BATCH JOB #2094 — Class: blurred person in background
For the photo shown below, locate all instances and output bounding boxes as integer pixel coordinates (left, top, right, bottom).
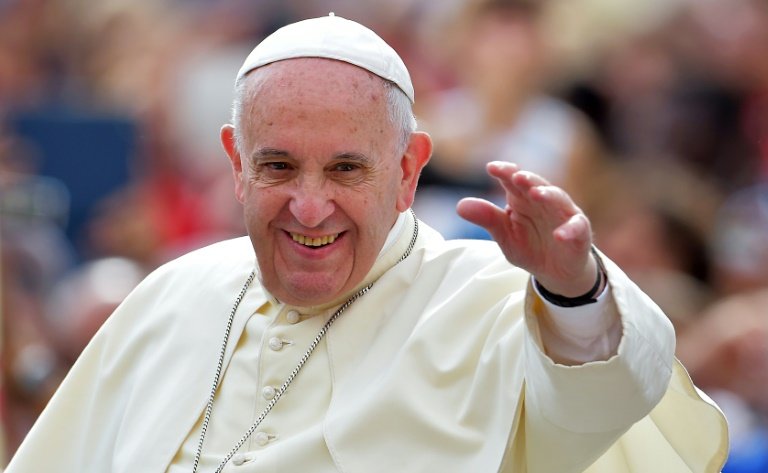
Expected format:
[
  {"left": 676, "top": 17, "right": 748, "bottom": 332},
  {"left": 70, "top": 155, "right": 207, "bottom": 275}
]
[
  {"left": 0, "top": 131, "right": 75, "bottom": 458},
  {"left": 708, "top": 178, "right": 768, "bottom": 297},
  {"left": 681, "top": 0, "right": 768, "bottom": 184},
  {"left": 677, "top": 184, "right": 768, "bottom": 472},
  {"left": 582, "top": 159, "right": 722, "bottom": 335},
  {"left": 588, "top": 28, "right": 754, "bottom": 192},
  {"left": 677, "top": 288, "right": 768, "bottom": 473},
  {"left": 561, "top": 0, "right": 767, "bottom": 195},
  {"left": 43, "top": 257, "right": 147, "bottom": 367},
  {"left": 415, "top": 0, "right": 606, "bottom": 239}
]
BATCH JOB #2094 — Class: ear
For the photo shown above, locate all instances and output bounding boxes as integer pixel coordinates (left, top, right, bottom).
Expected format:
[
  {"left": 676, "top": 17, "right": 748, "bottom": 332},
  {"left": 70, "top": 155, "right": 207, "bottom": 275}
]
[
  {"left": 221, "top": 124, "right": 245, "bottom": 204},
  {"left": 396, "top": 131, "right": 433, "bottom": 212}
]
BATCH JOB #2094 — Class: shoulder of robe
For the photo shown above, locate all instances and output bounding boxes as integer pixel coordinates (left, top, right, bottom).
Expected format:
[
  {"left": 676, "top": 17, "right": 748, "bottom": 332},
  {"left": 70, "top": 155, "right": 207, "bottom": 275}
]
[
  {"left": 100, "top": 236, "right": 257, "bottom": 336},
  {"left": 416, "top": 225, "right": 517, "bottom": 274},
  {"left": 151, "top": 235, "right": 255, "bottom": 278},
  {"left": 404, "top": 226, "right": 530, "bottom": 301},
  {"left": 131, "top": 236, "right": 256, "bottom": 295}
]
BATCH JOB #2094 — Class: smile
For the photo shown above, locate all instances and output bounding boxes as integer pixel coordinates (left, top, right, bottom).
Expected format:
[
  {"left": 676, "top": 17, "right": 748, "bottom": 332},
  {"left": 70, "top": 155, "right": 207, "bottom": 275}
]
[{"left": 290, "top": 232, "right": 340, "bottom": 247}]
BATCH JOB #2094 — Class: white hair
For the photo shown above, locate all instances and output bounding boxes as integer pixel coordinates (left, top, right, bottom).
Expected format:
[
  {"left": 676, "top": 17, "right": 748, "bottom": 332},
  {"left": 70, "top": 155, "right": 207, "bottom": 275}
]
[{"left": 230, "top": 73, "right": 417, "bottom": 156}]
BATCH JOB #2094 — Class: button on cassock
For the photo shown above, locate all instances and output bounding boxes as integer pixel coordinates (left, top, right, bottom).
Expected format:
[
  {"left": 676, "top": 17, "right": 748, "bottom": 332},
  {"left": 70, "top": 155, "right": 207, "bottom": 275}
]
[
  {"left": 262, "top": 385, "right": 277, "bottom": 400},
  {"left": 286, "top": 310, "right": 300, "bottom": 324},
  {"left": 254, "top": 431, "right": 270, "bottom": 447},
  {"left": 268, "top": 337, "right": 285, "bottom": 351}
]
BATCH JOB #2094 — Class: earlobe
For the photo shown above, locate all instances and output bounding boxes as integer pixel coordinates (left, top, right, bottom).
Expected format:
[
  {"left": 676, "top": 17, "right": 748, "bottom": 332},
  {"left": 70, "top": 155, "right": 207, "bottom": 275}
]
[
  {"left": 396, "top": 131, "right": 433, "bottom": 212},
  {"left": 221, "top": 124, "right": 245, "bottom": 203}
]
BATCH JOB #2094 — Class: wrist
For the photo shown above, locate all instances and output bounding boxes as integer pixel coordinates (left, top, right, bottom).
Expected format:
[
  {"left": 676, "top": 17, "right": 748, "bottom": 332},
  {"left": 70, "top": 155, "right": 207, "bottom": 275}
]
[{"left": 534, "top": 247, "right": 607, "bottom": 307}]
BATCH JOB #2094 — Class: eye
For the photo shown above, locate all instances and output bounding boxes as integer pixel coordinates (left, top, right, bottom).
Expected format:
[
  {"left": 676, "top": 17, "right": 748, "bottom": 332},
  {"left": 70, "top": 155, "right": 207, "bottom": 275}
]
[
  {"left": 333, "top": 162, "right": 359, "bottom": 172},
  {"left": 265, "top": 162, "right": 291, "bottom": 171},
  {"left": 328, "top": 161, "right": 367, "bottom": 185},
  {"left": 252, "top": 160, "right": 295, "bottom": 184}
]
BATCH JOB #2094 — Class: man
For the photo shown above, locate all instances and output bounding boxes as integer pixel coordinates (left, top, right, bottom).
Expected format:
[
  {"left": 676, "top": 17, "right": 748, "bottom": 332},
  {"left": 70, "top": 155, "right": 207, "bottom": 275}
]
[{"left": 7, "top": 14, "right": 727, "bottom": 473}]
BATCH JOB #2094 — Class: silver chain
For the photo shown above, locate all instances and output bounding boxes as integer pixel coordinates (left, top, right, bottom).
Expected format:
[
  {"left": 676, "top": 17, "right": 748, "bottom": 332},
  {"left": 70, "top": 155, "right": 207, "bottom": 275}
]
[
  {"left": 192, "top": 212, "right": 418, "bottom": 472},
  {"left": 191, "top": 270, "right": 256, "bottom": 473}
]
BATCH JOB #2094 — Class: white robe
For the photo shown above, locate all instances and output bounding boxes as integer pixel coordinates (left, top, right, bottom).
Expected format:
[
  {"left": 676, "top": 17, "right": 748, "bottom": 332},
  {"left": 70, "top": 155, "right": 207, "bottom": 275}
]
[{"left": 6, "top": 213, "right": 728, "bottom": 472}]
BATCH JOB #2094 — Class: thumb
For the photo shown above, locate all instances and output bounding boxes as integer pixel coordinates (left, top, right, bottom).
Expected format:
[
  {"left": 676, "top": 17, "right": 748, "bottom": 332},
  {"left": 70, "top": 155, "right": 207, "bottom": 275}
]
[{"left": 456, "top": 197, "right": 508, "bottom": 238}]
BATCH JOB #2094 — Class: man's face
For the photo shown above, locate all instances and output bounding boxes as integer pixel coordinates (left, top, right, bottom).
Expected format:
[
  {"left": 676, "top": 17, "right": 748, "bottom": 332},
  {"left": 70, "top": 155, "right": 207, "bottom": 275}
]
[{"left": 222, "top": 58, "right": 427, "bottom": 307}]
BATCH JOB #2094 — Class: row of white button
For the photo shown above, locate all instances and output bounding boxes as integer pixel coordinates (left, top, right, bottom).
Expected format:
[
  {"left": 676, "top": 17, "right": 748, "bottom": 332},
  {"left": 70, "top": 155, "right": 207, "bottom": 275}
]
[
  {"left": 233, "top": 307, "right": 304, "bottom": 467},
  {"left": 229, "top": 432, "right": 276, "bottom": 466}
]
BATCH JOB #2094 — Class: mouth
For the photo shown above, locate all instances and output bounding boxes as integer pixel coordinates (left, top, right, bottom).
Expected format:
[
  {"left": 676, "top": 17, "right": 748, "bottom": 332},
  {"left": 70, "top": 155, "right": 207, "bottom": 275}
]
[{"left": 290, "top": 232, "right": 341, "bottom": 249}]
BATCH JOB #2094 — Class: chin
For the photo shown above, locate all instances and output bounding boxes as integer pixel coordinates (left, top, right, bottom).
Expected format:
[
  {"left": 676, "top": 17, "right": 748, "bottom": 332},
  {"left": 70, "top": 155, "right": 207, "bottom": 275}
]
[{"left": 280, "top": 278, "right": 346, "bottom": 306}]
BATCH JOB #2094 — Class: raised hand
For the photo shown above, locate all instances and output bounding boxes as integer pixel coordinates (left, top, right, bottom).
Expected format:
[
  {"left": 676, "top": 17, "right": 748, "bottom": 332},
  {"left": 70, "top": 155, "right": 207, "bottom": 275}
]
[{"left": 456, "top": 161, "right": 599, "bottom": 297}]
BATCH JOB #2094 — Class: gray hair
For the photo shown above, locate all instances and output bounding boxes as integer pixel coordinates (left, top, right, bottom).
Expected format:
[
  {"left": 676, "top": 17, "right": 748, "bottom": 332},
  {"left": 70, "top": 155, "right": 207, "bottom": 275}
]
[{"left": 230, "top": 74, "right": 417, "bottom": 156}]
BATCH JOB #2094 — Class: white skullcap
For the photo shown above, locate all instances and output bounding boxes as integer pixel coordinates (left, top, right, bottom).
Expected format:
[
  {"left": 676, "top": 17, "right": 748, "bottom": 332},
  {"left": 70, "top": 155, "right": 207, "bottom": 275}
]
[{"left": 235, "top": 13, "right": 415, "bottom": 103}]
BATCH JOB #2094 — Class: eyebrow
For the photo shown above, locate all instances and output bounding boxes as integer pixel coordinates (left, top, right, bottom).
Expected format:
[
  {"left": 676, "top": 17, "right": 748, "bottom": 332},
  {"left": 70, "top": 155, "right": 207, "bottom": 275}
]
[
  {"left": 333, "top": 152, "right": 373, "bottom": 166},
  {"left": 251, "top": 147, "right": 290, "bottom": 162}
]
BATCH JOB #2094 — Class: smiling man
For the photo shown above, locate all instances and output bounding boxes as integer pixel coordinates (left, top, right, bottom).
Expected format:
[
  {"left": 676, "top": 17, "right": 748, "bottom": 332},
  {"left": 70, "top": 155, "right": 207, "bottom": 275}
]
[
  {"left": 7, "top": 13, "right": 727, "bottom": 473},
  {"left": 221, "top": 56, "right": 424, "bottom": 307}
]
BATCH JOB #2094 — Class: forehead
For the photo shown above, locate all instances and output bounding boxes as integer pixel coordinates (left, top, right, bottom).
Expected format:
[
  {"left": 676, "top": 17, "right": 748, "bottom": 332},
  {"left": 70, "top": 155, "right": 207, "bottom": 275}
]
[
  {"left": 244, "top": 58, "right": 388, "bottom": 112},
  {"left": 238, "top": 58, "right": 395, "bottom": 150}
]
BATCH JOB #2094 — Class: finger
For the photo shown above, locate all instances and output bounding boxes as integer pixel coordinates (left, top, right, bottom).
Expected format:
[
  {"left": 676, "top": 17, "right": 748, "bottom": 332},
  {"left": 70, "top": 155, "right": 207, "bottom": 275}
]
[
  {"left": 489, "top": 164, "right": 553, "bottom": 206},
  {"left": 456, "top": 197, "right": 507, "bottom": 235},
  {"left": 486, "top": 161, "right": 520, "bottom": 179},
  {"left": 505, "top": 185, "right": 586, "bottom": 252},
  {"left": 553, "top": 213, "right": 593, "bottom": 250},
  {"left": 486, "top": 162, "right": 528, "bottom": 202},
  {"left": 511, "top": 170, "right": 551, "bottom": 191},
  {"left": 530, "top": 184, "right": 575, "bottom": 206},
  {"left": 486, "top": 161, "right": 552, "bottom": 188}
]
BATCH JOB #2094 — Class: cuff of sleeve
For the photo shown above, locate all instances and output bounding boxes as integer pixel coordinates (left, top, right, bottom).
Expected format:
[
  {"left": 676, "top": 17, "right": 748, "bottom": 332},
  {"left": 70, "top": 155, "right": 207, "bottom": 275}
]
[
  {"left": 533, "top": 280, "right": 622, "bottom": 365},
  {"left": 533, "top": 280, "right": 610, "bottom": 338}
]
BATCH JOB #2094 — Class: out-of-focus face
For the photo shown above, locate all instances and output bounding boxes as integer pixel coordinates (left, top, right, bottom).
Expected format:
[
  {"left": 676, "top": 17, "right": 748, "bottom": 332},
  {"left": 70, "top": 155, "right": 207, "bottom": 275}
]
[
  {"left": 222, "top": 58, "right": 430, "bottom": 306},
  {"left": 463, "top": 9, "right": 544, "bottom": 93}
]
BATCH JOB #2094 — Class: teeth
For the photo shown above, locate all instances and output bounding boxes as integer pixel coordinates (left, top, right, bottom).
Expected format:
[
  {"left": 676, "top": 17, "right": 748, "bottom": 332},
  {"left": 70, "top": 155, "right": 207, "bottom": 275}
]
[{"left": 291, "top": 232, "right": 338, "bottom": 247}]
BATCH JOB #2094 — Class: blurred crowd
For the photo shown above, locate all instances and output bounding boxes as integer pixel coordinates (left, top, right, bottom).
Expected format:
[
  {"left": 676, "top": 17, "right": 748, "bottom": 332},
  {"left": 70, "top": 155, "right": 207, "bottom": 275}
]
[{"left": 1, "top": 0, "right": 767, "bottom": 470}]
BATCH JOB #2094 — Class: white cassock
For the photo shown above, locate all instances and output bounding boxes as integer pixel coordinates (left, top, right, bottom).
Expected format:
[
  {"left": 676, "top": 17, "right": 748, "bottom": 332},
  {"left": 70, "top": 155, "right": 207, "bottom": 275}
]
[{"left": 6, "top": 211, "right": 727, "bottom": 472}]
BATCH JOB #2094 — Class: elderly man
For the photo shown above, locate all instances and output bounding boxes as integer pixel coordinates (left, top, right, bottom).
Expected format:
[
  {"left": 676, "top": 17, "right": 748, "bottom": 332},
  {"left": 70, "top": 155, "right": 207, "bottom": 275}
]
[{"left": 7, "top": 14, "right": 726, "bottom": 473}]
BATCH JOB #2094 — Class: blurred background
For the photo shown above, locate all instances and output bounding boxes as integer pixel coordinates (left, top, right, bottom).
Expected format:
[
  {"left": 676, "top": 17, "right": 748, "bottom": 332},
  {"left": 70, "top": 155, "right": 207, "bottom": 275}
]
[{"left": 1, "top": 0, "right": 767, "bottom": 470}]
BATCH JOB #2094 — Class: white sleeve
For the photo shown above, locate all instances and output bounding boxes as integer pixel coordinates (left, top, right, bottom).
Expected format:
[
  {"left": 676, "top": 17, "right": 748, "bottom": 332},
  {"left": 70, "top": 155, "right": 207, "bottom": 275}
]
[{"left": 532, "top": 281, "right": 622, "bottom": 365}]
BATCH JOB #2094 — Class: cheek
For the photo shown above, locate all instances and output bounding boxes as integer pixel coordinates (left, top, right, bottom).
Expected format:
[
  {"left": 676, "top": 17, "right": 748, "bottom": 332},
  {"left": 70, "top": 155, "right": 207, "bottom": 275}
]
[
  {"left": 243, "top": 188, "right": 282, "bottom": 229},
  {"left": 357, "top": 185, "right": 399, "bottom": 238}
]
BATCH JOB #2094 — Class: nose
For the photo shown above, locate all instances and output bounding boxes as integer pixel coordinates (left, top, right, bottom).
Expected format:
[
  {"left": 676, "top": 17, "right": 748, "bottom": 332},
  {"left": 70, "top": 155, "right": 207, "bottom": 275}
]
[{"left": 288, "top": 181, "right": 335, "bottom": 228}]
